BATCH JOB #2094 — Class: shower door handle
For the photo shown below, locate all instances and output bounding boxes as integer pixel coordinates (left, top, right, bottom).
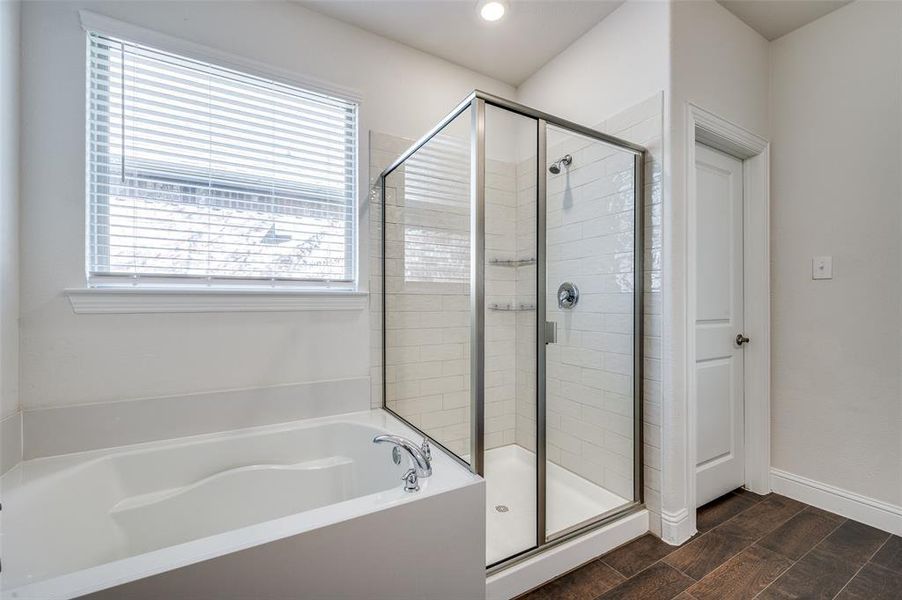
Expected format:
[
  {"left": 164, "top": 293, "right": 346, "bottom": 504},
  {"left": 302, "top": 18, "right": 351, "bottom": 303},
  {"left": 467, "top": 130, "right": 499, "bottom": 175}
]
[{"left": 544, "top": 321, "right": 557, "bottom": 345}]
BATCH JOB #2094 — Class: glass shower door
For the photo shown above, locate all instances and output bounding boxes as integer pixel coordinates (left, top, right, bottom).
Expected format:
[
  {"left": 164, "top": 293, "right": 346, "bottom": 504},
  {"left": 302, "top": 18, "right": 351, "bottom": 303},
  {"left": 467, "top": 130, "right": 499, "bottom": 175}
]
[
  {"left": 542, "top": 124, "right": 641, "bottom": 539},
  {"left": 482, "top": 102, "right": 539, "bottom": 566},
  {"left": 382, "top": 105, "right": 474, "bottom": 464}
]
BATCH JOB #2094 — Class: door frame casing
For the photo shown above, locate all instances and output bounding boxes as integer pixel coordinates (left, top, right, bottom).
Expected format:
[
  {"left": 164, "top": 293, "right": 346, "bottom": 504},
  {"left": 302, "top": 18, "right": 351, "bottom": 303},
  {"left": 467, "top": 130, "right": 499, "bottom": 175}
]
[{"left": 685, "top": 103, "right": 770, "bottom": 534}]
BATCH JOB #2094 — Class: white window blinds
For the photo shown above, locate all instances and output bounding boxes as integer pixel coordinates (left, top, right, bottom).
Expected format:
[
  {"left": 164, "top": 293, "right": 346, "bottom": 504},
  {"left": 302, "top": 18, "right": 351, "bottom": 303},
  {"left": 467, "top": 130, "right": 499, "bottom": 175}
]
[
  {"left": 87, "top": 33, "right": 357, "bottom": 286},
  {"left": 402, "top": 134, "right": 470, "bottom": 284}
]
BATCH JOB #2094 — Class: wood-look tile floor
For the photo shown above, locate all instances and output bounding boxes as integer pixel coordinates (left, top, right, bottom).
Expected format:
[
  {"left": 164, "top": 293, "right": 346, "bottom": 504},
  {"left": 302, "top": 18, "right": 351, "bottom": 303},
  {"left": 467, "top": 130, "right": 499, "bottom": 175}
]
[{"left": 518, "top": 489, "right": 901, "bottom": 600}]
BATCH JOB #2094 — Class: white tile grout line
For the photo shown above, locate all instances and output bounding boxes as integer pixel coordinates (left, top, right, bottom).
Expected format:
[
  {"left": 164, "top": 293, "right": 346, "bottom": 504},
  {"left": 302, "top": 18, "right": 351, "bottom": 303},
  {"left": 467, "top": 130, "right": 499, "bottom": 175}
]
[
  {"left": 606, "top": 492, "right": 778, "bottom": 590},
  {"left": 589, "top": 493, "right": 824, "bottom": 598},
  {"left": 679, "top": 499, "right": 809, "bottom": 595},
  {"left": 828, "top": 533, "right": 892, "bottom": 600},
  {"left": 644, "top": 496, "right": 897, "bottom": 600},
  {"left": 752, "top": 513, "right": 880, "bottom": 600},
  {"left": 750, "top": 511, "right": 846, "bottom": 600}
]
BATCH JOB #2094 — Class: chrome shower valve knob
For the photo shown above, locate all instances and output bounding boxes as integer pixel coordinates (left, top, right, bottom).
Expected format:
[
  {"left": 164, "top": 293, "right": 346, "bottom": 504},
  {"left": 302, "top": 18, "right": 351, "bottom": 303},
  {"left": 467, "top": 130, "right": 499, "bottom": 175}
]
[{"left": 557, "top": 282, "right": 579, "bottom": 309}]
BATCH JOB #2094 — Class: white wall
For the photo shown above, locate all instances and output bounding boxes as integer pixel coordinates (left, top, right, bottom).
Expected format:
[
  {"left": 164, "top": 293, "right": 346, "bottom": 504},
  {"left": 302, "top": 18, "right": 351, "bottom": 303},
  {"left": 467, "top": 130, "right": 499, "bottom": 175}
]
[
  {"left": 517, "top": 0, "right": 668, "bottom": 127},
  {"left": 18, "top": 1, "right": 514, "bottom": 417},
  {"left": 1, "top": 0, "right": 22, "bottom": 473},
  {"left": 770, "top": 0, "right": 902, "bottom": 507}
]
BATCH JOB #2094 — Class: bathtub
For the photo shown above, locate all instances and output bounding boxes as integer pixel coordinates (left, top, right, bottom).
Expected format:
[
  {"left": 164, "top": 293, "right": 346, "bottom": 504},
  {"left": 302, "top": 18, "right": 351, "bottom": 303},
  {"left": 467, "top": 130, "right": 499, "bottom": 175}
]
[{"left": 0, "top": 410, "right": 485, "bottom": 600}]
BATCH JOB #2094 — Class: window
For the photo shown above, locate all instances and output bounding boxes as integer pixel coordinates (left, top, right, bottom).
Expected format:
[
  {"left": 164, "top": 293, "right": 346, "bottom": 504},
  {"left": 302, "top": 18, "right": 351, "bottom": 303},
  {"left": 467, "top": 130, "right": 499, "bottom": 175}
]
[
  {"left": 402, "top": 133, "right": 470, "bottom": 284},
  {"left": 86, "top": 33, "right": 357, "bottom": 288}
]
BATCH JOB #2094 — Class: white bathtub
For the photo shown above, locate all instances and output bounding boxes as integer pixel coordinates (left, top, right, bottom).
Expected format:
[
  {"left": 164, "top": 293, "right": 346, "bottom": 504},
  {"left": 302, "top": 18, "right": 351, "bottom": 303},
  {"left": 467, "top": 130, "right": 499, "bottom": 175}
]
[{"left": 1, "top": 410, "right": 485, "bottom": 600}]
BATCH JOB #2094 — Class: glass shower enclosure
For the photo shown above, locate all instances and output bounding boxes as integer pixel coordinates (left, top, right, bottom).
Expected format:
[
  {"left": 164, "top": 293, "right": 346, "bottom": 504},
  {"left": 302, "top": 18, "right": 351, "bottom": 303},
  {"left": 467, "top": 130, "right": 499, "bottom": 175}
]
[{"left": 379, "top": 91, "right": 645, "bottom": 570}]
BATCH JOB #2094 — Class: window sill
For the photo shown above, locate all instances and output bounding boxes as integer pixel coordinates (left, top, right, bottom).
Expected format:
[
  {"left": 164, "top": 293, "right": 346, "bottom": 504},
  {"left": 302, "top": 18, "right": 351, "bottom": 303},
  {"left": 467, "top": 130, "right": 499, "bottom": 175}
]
[{"left": 65, "top": 287, "right": 368, "bottom": 314}]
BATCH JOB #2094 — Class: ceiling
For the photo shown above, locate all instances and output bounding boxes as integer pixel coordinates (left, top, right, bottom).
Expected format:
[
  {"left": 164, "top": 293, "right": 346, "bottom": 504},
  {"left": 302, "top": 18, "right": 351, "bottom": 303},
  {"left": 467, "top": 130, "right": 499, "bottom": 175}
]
[
  {"left": 296, "top": 0, "right": 625, "bottom": 86},
  {"left": 717, "top": 0, "right": 852, "bottom": 40},
  {"left": 298, "top": 0, "right": 854, "bottom": 86}
]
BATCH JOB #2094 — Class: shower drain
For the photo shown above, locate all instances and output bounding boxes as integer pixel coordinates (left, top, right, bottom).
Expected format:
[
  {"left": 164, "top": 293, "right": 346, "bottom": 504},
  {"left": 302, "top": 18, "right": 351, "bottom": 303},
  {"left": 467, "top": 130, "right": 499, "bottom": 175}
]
[{"left": 495, "top": 505, "right": 510, "bottom": 513}]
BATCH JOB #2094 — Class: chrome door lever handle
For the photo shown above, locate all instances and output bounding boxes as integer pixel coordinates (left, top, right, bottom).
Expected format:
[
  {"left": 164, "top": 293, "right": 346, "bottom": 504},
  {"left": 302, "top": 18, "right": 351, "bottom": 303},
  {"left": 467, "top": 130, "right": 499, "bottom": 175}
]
[{"left": 736, "top": 333, "right": 750, "bottom": 346}]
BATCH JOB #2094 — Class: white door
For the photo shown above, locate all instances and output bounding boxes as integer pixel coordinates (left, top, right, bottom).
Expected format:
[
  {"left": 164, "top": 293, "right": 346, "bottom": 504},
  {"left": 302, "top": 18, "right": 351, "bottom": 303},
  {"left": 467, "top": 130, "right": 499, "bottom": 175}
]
[{"left": 694, "top": 143, "right": 745, "bottom": 507}]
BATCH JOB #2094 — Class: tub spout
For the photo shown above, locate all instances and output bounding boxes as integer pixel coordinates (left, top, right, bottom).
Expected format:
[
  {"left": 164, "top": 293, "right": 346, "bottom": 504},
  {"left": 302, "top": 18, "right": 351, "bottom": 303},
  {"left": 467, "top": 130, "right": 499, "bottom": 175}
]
[{"left": 373, "top": 434, "right": 433, "bottom": 480}]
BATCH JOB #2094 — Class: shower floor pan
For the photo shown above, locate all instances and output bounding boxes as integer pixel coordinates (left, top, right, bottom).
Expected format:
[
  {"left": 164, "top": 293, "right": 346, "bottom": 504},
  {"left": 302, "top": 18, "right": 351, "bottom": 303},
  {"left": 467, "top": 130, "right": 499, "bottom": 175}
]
[{"left": 484, "top": 444, "right": 629, "bottom": 566}]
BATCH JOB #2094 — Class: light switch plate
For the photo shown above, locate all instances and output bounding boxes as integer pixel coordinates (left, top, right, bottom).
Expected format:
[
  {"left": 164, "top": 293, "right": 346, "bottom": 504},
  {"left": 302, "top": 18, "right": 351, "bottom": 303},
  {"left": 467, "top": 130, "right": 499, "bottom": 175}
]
[{"left": 812, "top": 256, "right": 833, "bottom": 280}]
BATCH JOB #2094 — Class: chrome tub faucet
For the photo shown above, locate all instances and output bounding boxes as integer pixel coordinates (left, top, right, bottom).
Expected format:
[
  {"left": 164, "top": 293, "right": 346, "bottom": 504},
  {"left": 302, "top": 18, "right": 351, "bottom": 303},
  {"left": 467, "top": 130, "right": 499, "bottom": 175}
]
[{"left": 373, "top": 435, "right": 432, "bottom": 492}]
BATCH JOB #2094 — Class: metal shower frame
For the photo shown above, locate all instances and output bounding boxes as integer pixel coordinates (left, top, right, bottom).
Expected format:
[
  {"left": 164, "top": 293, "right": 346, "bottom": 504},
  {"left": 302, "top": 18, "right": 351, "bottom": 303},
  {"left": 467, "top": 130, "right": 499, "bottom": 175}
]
[{"left": 379, "top": 90, "right": 646, "bottom": 572}]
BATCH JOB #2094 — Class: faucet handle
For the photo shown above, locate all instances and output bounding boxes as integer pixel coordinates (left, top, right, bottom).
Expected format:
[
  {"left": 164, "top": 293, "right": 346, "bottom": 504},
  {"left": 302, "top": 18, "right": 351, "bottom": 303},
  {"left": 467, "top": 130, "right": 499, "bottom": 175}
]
[
  {"left": 420, "top": 438, "right": 432, "bottom": 461},
  {"left": 401, "top": 468, "right": 420, "bottom": 492}
]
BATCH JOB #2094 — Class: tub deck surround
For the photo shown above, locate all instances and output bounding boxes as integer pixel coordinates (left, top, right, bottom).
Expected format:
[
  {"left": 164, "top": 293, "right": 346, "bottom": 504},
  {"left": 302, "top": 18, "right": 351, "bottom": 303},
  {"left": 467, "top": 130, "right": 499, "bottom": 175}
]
[
  {"left": 21, "top": 377, "right": 371, "bottom": 459},
  {"left": 1, "top": 410, "right": 484, "bottom": 600},
  {"left": 1, "top": 410, "right": 22, "bottom": 475}
]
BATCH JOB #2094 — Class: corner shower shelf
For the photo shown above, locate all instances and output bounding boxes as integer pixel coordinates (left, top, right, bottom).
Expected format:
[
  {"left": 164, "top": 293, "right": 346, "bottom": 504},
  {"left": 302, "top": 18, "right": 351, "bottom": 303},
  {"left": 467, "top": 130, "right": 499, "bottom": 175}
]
[
  {"left": 488, "top": 303, "right": 536, "bottom": 312},
  {"left": 489, "top": 258, "right": 536, "bottom": 268}
]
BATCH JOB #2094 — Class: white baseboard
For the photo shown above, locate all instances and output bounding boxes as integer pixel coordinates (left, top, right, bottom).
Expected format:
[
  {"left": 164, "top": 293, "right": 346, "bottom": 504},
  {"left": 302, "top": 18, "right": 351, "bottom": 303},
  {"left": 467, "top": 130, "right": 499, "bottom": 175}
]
[
  {"left": 771, "top": 468, "right": 902, "bottom": 536},
  {"left": 660, "top": 507, "right": 694, "bottom": 545},
  {"left": 486, "top": 510, "right": 648, "bottom": 600},
  {"left": 647, "top": 508, "right": 664, "bottom": 537}
]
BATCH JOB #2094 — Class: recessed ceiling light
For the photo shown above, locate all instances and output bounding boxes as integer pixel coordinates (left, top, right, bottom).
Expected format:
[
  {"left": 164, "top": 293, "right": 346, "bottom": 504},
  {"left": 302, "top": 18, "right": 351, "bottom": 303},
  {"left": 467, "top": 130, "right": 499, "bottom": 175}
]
[{"left": 478, "top": 0, "right": 507, "bottom": 22}]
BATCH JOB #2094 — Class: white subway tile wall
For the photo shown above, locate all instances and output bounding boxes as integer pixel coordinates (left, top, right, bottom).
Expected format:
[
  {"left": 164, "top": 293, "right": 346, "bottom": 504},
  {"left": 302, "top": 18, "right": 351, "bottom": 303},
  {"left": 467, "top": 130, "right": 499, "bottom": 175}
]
[
  {"left": 603, "top": 93, "right": 664, "bottom": 533},
  {"left": 514, "top": 132, "right": 636, "bottom": 501},
  {"left": 510, "top": 93, "right": 662, "bottom": 522},
  {"left": 483, "top": 157, "right": 521, "bottom": 451}
]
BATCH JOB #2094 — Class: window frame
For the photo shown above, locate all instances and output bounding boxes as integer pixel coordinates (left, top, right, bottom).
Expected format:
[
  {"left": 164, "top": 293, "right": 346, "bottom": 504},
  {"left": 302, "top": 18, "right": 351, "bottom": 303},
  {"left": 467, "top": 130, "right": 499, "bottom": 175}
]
[{"left": 76, "top": 11, "right": 363, "bottom": 308}]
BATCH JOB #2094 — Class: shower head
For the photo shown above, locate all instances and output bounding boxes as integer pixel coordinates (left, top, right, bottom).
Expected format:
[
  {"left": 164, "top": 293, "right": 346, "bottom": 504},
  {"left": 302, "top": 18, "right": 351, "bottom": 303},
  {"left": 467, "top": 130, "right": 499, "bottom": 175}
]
[{"left": 548, "top": 154, "right": 572, "bottom": 175}]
